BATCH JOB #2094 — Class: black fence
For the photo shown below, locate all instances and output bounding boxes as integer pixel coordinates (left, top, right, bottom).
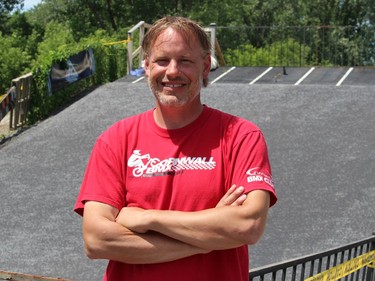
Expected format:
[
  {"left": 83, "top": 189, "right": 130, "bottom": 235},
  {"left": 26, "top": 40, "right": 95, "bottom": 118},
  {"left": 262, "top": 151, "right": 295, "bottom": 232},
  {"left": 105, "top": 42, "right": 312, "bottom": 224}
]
[
  {"left": 216, "top": 25, "right": 375, "bottom": 67},
  {"left": 249, "top": 234, "right": 375, "bottom": 281}
]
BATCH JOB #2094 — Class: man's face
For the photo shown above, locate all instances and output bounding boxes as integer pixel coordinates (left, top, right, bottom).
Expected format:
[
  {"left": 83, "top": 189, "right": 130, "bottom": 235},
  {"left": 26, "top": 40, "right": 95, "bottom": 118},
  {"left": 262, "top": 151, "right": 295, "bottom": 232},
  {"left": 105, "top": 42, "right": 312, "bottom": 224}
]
[{"left": 145, "top": 28, "right": 211, "bottom": 107}]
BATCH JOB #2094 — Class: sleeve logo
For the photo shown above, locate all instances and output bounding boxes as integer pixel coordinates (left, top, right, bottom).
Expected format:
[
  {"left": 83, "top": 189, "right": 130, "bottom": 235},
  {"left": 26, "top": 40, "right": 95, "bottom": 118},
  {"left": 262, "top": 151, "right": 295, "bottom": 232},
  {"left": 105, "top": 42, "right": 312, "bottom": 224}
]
[{"left": 246, "top": 167, "right": 274, "bottom": 188}]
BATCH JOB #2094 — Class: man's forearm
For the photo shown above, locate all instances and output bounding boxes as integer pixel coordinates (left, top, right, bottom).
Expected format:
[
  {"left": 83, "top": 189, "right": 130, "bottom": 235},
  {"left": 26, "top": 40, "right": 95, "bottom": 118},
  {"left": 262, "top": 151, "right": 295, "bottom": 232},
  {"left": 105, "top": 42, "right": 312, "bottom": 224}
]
[
  {"left": 83, "top": 202, "right": 208, "bottom": 264},
  {"left": 104, "top": 229, "right": 209, "bottom": 264},
  {"left": 118, "top": 190, "right": 270, "bottom": 251},
  {"left": 146, "top": 206, "right": 252, "bottom": 250}
]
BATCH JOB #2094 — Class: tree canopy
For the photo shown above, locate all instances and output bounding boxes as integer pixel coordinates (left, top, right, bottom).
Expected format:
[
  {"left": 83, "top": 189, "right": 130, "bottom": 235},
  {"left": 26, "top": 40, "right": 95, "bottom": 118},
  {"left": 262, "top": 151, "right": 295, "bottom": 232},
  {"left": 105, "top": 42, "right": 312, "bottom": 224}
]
[{"left": 0, "top": 0, "right": 374, "bottom": 94}]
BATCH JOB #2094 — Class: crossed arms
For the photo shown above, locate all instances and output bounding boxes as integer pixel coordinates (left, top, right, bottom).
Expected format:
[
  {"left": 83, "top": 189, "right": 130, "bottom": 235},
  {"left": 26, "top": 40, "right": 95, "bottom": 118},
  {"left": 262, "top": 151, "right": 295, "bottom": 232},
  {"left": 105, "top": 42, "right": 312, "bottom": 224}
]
[{"left": 82, "top": 185, "right": 270, "bottom": 264}]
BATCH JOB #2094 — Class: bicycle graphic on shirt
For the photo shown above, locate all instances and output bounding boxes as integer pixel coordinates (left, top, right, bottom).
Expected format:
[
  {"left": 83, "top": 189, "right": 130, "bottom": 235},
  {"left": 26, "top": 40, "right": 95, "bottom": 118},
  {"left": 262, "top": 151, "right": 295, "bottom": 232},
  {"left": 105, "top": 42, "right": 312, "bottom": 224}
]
[{"left": 128, "top": 150, "right": 160, "bottom": 177}]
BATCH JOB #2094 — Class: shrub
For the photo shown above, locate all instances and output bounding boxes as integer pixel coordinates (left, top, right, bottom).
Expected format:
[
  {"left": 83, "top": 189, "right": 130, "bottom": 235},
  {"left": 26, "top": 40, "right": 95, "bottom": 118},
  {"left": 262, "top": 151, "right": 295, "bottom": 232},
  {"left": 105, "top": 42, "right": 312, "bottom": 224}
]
[
  {"left": 224, "top": 38, "right": 311, "bottom": 67},
  {"left": 28, "top": 27, "right": 128, "bottom": 123}
]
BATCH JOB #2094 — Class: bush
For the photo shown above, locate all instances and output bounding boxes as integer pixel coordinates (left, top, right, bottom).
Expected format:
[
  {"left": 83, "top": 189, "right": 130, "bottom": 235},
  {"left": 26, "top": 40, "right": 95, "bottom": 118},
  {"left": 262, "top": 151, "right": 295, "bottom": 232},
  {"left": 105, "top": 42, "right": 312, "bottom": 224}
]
[
  {"left": 28, "top": 27, "right": 128, "bottom": 124},
  {"left": 224, "top": 38, "right": 311, "bottom": 67}
]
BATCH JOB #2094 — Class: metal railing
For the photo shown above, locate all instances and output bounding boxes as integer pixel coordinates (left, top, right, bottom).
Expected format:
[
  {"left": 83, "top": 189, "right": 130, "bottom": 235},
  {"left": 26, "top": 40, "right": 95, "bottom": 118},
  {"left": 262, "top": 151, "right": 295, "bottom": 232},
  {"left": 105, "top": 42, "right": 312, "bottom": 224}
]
[
  {"left": 127, "top": 23, "right": 375, "bottom": 69},
  {"left": 249, "top": 234, "right": 375, "bottom": 281},
  {"left": 217, "top": 25, "right": 375, "bottom": 67}
]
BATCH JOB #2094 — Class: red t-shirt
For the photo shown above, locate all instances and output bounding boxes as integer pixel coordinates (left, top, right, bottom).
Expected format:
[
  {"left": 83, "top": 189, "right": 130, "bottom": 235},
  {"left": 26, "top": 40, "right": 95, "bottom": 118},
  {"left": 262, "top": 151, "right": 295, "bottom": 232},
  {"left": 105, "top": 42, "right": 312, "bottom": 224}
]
[{"left": 74, "top": 105, "right": 277, "bottom": 281}]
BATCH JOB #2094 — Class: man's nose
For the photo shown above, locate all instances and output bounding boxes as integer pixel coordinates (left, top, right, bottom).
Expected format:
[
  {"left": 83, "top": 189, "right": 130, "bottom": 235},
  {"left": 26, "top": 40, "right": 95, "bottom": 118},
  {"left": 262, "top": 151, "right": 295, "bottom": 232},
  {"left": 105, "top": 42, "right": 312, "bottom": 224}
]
[{"left": 166, "top": 60, "right": 179, "bottom": 76}]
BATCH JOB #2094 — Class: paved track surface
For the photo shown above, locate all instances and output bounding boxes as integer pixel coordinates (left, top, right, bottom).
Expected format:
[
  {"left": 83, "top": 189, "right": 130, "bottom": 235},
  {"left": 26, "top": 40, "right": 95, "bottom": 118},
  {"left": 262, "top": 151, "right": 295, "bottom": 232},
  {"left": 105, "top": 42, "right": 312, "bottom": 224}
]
[{"left": 1, "top": 67, "right": 374, "bottom": 280}]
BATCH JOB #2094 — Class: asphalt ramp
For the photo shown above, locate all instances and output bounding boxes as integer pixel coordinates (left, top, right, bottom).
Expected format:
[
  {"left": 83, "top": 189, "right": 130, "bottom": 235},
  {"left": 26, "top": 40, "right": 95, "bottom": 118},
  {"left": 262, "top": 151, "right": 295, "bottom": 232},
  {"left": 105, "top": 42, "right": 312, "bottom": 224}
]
[{"left": 0, "top": 73, "right": 374, "bottom": 280}]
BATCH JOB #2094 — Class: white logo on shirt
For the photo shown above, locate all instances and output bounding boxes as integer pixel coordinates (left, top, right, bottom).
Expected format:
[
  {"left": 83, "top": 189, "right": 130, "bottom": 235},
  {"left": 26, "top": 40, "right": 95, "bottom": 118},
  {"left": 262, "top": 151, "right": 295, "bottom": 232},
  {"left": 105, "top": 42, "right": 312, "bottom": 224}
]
[
  {"left": 128, "top": 150, "right": 216, "bottom": 177},
  {"left": 246, "top": 167, "right": 274, "bottom": 187}
]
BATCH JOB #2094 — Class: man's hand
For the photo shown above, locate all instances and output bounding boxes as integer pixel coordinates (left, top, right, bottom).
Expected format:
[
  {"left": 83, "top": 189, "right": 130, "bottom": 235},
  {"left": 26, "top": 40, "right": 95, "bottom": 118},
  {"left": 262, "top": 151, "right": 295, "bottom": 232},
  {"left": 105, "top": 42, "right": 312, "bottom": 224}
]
[{"left": 216, "top": 185, "right": 247, "bottom": 207}]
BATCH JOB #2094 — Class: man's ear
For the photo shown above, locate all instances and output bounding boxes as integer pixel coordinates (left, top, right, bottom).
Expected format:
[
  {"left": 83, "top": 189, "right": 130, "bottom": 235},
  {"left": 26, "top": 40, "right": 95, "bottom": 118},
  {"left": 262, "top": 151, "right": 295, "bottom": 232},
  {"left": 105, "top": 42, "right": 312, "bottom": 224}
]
[
  {"left": 144, "top": 56, "right": 150, "bottom": 77},
  {"left": 203, "top": 54, "right": 211, "bottom": 79}
]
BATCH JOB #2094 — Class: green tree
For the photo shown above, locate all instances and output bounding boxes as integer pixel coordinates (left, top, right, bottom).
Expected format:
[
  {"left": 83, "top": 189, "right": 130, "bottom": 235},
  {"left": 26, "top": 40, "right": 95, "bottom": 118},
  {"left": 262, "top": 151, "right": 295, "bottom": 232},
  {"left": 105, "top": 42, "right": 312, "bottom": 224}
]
[
  {"left": 36, "top": 20, "right": 75, "bottom": 62},
  {"left": 0, "top": 0, "right": 22, "bottom": 13},
  {"left": 0, "top": 0, "right": 23, "bottom": 33},
  {"left": 0, "top": 32, "right": 31, "bottom": 94}
]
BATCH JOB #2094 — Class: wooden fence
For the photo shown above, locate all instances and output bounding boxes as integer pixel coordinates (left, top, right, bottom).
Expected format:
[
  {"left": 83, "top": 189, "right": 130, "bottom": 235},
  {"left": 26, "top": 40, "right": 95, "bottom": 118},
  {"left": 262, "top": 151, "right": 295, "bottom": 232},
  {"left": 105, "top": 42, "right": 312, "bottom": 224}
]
[
  {"left": 0, "top": 270, "right": 72, "bottom": 281},
  {"left": 10, "top": 73, "right": 33, "bottom": 130},
  {"left": 0, "top": 73, "right": 33, "bottom": 133}
]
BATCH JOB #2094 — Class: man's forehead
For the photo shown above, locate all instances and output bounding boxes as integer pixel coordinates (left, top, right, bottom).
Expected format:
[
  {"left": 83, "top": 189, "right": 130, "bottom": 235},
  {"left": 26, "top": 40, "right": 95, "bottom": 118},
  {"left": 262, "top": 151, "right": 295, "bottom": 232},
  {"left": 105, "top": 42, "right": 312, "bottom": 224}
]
[{"left": 152, "top": 28, "right": 198, "bottom": 50}]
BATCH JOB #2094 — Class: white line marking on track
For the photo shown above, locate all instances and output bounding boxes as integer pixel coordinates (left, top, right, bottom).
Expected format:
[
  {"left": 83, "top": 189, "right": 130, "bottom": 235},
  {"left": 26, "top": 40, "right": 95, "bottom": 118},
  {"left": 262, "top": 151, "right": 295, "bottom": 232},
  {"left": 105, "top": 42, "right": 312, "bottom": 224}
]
[
  {"left": 249, "top": 67, "right": 273, "bottom": 85},
  {"left": 132, "top": 76, "right": 145, "bottom": 83},
  {"left": 336, "top": 67, "right": 354, "bottom": 86},
  {"left": 210, "top": 67, "right": 236, "bottom": 84},
  {"left": 295, "top": 67, "right": 315, "bottom": 85}
]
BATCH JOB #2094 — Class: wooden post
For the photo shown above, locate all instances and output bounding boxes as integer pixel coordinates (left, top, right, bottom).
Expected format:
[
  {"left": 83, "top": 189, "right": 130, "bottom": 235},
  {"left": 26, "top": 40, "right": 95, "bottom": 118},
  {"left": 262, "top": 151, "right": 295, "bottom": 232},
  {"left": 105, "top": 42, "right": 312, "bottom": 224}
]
[{"left": 10, "top": 73, "right": 32, "bottom": 129}]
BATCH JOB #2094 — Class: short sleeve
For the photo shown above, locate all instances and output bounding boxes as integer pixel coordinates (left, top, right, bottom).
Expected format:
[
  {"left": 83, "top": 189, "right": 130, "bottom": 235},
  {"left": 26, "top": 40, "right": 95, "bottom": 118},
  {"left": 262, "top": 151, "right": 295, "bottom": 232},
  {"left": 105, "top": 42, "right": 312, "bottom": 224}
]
[
  {"left": 74, "top": 137, "right": 126, "bottom": 216},
  {"left": 228, "top": 130, "right": 277, "bottom": 207}
]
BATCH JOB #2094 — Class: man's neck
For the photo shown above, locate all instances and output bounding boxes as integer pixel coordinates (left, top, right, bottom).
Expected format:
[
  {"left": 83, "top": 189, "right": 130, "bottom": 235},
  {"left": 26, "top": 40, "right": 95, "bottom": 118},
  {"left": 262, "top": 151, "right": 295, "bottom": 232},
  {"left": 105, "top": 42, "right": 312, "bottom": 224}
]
[{"left": 153, "top": 101, "right": 204, "bottom": 130}]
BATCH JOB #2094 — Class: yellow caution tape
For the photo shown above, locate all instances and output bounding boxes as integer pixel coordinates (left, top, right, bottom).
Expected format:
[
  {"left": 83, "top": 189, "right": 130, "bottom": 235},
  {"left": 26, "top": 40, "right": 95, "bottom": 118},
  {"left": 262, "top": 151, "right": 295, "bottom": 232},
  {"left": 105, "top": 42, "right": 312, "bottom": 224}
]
[
  {"left": 103, "top": 38, "right": 131, "bottom": 46},
  {"left": 305, "top": 250, "right": 375, "bottom": 281}
]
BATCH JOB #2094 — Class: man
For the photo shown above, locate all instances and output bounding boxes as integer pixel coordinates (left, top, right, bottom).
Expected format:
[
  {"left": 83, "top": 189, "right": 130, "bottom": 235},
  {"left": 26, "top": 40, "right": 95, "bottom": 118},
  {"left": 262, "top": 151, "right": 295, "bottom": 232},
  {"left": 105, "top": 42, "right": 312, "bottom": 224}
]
[{"left": 74, "top": 16, "right": 277, "bottom": 281}]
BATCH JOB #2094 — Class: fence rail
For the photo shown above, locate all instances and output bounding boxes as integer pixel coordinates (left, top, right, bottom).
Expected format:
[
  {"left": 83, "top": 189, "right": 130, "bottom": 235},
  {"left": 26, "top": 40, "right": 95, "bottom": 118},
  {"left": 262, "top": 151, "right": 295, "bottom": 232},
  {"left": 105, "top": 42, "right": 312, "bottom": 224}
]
[
  {"left": 126, "top": 21, "right": 222, "bottom": 74},
  {"left": 0, "top": 72, "right": 33, "bottom": 135},
  {"left": 9, "top": 73, "right": 32, "bottom": 130},
  {"left": 249, "top": 234, "right": 375, "bottom": 281},
  {"left": 127, "top": 21, "right": 152, "bottom": 75},
  {"left": 126, "top": 23, "right": 374, "bottom": 70},
  {"left": 216, "top": 25, "right": 375, "bottom": 67}
]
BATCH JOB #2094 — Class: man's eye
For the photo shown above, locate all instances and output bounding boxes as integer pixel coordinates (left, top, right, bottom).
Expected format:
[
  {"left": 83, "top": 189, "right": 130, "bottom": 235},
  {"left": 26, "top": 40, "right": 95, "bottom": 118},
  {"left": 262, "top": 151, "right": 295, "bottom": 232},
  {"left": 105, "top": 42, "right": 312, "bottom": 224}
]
[
  {"left": 155, "top": 59, "right": 169, "bottom": 65},
  {"left": 181, "top": 59, "right": 192, "bottom": 64}
]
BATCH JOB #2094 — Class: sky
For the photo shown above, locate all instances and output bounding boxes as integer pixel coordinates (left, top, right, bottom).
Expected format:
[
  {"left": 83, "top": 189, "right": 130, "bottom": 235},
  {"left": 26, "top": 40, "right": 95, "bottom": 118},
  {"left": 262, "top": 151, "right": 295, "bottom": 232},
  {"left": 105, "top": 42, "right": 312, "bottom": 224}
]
[{"left": 23, "top": 0, "right": 43, "bottom": 10}]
